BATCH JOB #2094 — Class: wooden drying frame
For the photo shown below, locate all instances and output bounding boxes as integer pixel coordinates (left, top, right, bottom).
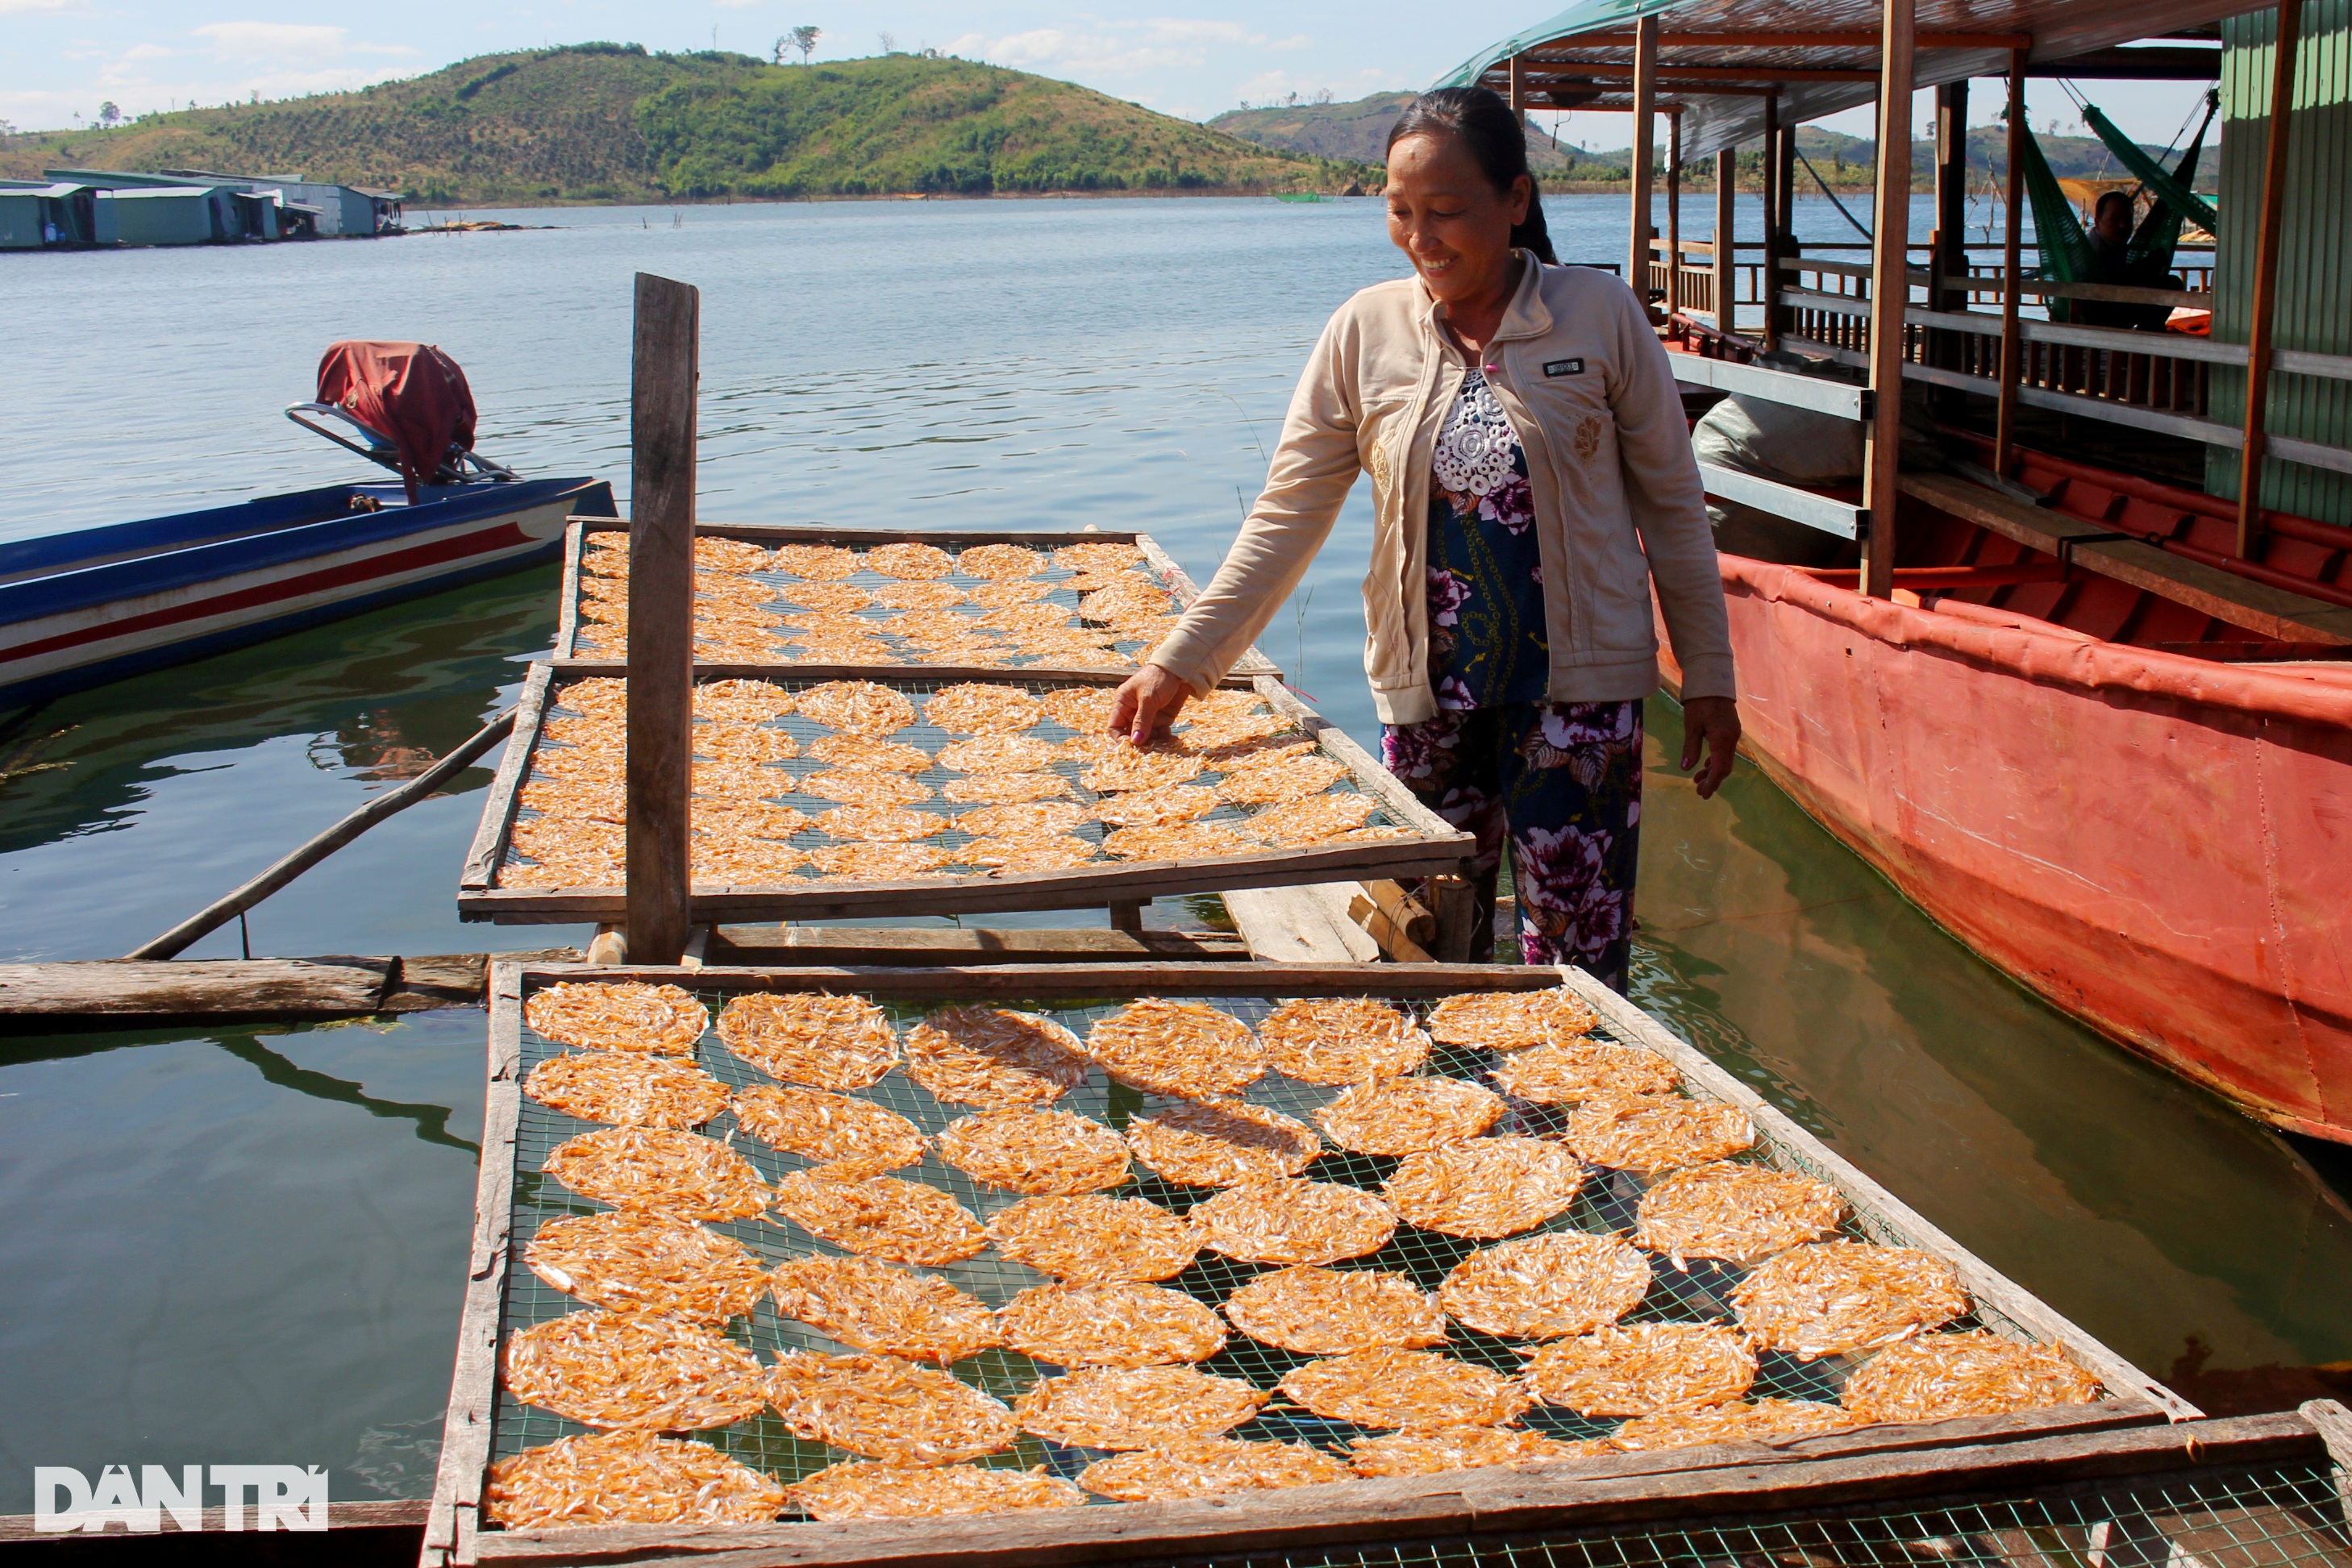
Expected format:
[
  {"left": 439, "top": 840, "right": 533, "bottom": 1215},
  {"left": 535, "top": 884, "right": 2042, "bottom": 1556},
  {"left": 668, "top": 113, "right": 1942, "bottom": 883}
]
[
  {"left": 552, "top": 517, "right": 1283, "bottom": 678},
  {"left": 456, "top": 670, "right": 1476, "bottom": 925},
  {"left": 420, "top": 959, "right": 2193, "bottom": 1568}
]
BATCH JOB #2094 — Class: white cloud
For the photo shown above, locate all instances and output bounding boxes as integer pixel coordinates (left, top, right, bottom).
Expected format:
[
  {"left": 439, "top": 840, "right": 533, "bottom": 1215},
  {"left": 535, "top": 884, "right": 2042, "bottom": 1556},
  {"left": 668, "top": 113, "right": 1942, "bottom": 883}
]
[
  {"left": 711, "top": 0, "right": 766, "bottom": 9},
  {"left": 121, "top": 43, "right": 173, "bottom": 60},
  {"left": 0, "top": 0, "right": 88, "bottom": 14},
  {"left": 192, "top": 21, "right": 352, "bottom": 67},
  {"left": 951, "top": 17, "right": 1309, "bottom": 77}
]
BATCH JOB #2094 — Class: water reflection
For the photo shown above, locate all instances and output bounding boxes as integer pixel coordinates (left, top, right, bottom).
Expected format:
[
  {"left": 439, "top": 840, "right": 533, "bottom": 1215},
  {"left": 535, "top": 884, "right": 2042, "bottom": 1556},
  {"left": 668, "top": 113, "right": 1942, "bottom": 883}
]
[{"left": 1638, "top": 696, "right": 2352, "bottom": 1380}]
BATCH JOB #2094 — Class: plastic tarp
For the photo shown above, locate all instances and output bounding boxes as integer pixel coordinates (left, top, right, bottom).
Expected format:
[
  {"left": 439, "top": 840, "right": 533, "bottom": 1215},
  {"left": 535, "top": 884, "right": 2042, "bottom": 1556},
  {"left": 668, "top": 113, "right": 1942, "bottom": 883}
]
[{"left": 314, "top": 341, "right": 477, "bottom": 503}]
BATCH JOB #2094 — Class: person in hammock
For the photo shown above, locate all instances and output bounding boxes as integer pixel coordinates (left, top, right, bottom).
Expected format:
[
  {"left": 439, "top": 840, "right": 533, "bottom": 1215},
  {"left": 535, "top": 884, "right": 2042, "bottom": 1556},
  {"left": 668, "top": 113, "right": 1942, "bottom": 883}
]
[{"left": 2076, "top": 192, "right": 2181, "bottom": 332}]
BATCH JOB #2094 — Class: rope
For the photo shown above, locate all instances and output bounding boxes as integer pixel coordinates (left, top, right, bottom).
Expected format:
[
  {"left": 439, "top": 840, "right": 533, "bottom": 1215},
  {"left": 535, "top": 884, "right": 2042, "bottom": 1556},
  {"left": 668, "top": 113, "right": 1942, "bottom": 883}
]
[{"left": 1794, "top": 148, "right": 1874, "bottom": 241}]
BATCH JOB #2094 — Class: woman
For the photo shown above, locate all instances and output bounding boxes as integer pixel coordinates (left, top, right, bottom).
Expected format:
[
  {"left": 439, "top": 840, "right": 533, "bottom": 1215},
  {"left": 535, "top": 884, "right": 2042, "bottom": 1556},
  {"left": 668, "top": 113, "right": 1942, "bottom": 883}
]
[{"left": 1113, "top": 86, "right": 1740, "bottom": 987}]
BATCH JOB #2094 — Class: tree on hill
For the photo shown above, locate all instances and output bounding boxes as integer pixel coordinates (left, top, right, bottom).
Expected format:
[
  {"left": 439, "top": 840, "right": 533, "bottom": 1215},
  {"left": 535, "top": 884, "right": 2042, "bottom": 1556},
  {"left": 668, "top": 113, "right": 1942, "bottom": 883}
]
[{"left": 781, "top": 27, "right": 822, "bottom": 65}]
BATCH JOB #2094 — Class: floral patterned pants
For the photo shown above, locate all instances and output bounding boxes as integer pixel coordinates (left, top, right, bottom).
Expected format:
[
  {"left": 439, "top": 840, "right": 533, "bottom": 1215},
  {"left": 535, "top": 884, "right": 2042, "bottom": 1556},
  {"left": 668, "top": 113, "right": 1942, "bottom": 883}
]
[{"left": 1380, "top": 700, "right": 1643, "bottom": 989}]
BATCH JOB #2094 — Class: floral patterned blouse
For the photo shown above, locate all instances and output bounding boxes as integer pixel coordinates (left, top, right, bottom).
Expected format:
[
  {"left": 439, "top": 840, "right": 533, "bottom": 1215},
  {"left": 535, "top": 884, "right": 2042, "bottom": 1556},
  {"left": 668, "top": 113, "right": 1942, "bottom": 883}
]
[{"left": 1426, "top": 368, "right": 1548, "bottom": 711}]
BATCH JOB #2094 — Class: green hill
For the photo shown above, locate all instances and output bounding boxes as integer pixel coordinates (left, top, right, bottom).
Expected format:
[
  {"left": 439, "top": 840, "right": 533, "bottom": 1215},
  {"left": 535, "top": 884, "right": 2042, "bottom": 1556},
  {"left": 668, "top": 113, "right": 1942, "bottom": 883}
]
[
  {"left": 0, "top": 46, "right": 1366, "bottom": 205},
  {"left": 1212, "top": 92, "right": 1584, "bottom": 173}
]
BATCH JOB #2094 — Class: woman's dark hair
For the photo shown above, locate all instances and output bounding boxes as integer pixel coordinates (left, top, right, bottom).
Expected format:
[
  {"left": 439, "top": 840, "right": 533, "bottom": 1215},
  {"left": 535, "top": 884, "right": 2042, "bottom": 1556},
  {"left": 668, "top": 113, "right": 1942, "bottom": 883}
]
[{"left": 1385, "top": 85, "right": 1557, "bottom": 264}]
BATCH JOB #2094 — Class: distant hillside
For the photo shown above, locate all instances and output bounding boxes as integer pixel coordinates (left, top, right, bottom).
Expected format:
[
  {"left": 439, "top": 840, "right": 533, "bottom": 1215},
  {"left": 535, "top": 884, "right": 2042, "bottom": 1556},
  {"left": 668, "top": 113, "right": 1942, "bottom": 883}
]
[
  {"left": 0, "top": 46, "right": 1366, "bottom": 205},
  {"left": 1205, "top": 94, "right": 2214, "bottom": 193}
]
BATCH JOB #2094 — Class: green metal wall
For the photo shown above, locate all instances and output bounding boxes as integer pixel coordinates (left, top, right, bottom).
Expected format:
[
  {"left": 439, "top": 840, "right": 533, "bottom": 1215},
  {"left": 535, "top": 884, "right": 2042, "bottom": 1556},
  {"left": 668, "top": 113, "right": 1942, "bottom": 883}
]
[{"left": 2206, "top": 0, "right": 2352, "bottom": 524}]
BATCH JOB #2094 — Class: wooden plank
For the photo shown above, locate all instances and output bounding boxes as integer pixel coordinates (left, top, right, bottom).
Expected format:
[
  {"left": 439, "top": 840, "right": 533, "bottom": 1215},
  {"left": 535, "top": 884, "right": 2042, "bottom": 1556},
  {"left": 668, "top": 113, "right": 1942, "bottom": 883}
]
[
  {"left": 0, "top": 1496, "right": 429, "bottom": 1541},
  {"left": 1627, "top": 15, "right": 1659, "bottom": 298},
  {"left": 2302, "top": 1398, "right": 2352, "bottom": 1515},
  {"left": 1996, "top": 50, "right": 2026, "bottom": 470},
  {"left": 383, "top": 950, "right": 583, "bottom": 1011},
  {"left": 1898, "top": 472, "right": 2352, "bottom": 645},
  {"left": 553, "top": 518, "right": 585, "bottom": 660},
  {"left": 663, "top": 522, "right": 1142, "bottom": 548},
  {"left": 1861, "top": 0, "right": 1915, "bottom": 600},
  {"left": 547, "top": 659, "right": 1260, "bottom": 691},
  {"left": 709, "top": 926, "right": 1247, "bottom": 964},
  {"left": 423, "top": 962, "right": 527, "bottom": 1568},
  {"left": 0, "top": 958, "right": 392, "bottom": 1019},
  {"left": 468, "top": 1410, "right": 2304, "bottom": 1568},
  {"left": 1673, "top": 355, "right": 1868, "bottom": 420},
  {"left": 626, "top": 272, "right": 699, "bottom": 966},
  {"left": 522, "top": 960, "right": 1555, "bottom": 1000},
  {"left": 463, "top": 663, "right": 552, "bottom": 891},
  {"left": 1548, "top": 963, "right": 2199, "bottom": 1420},
  {"left": 1225, "top": 884, "right": 1378, "bottom": 963},
  {"left": 1714, "top": 146, "right": 1738, "bottom": 334}
]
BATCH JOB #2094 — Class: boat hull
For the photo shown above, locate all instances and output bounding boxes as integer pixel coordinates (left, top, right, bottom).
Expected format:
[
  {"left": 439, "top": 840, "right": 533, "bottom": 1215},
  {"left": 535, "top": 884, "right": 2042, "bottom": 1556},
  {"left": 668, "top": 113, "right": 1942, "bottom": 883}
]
[
  {"left": 0, "top": 477, "right": 614, "bottom": 709},
  {"left": 1662, "top": 555, "right": 2352, "bottom": 1143}
]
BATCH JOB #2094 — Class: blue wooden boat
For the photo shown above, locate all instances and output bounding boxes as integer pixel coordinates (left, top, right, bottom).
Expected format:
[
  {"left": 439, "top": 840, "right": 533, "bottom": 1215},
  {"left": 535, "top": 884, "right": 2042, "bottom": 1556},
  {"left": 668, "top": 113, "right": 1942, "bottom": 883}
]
[{"left": 0, "top": 343, "right": 616, "bottom": 711}]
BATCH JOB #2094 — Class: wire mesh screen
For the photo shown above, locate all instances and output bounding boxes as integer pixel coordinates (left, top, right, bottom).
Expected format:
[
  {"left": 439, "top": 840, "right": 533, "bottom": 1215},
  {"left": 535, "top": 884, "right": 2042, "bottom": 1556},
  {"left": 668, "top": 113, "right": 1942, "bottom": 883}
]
[
  {"left": 482, "top": 976, "right": 2088, "bottom": 1516},
  {"left": 1166, "top": 1463, "right": 2352, "bottom": 1568},
  {"left": 497, "top": 673, "right": 1415, "bottom": 889},
  {"left": 569, "top": 532, "right": 1197, "bottom": 671}
]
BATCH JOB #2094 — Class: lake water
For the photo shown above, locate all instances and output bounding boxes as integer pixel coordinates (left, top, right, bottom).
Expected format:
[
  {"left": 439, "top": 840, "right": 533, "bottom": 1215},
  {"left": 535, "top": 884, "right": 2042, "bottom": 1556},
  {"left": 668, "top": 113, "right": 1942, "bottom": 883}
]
[{"left": 1, "top": 194, "right": 2345, "bottom": 1512}]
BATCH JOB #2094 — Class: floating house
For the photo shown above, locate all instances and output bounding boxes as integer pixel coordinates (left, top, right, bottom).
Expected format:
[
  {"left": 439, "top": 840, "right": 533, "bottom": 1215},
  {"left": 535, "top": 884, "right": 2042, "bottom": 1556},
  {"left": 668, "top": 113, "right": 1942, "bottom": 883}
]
[
  {"left": 101, "top": 185, "right": 232, "bottom": 247},
  {"left": 32, "top": 167, "right": 406, "bottom": 245},
  {"left": 0, "top": 181, "right": 116, "bottom": 249}
]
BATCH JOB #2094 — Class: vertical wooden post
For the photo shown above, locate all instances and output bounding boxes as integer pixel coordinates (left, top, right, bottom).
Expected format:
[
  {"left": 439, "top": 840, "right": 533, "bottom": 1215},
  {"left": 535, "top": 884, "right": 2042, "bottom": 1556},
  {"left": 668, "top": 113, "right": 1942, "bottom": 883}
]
[
  {"left": 1995, "top": 51, "right": 2027, "bottom": 472},
  {"left": 1761, "top": 93, "right": 1784, "bottom": 351},
  {"left": 1666, "top": 109, "right": 1684, "bottom": 318},
  {"left": 627, "top": 272, "right": 698, "bottom": 966},
  {"left": 1509, "top": 52, "right": 1526, "bottom": 116},
  {"left": 1628, "top": 15, "right": 1660, "bottom": 308},
  {"left": 1862, "top": 0, "right": 1917, "bottom": 599},
  {"left": 1933, "top": 80, "right": 1968, "bottom": 310},
  {"left": 1715, "top": 147, "right": 1738, "bottom": 335},
  {"left": 2238, "top": 0, "right": 2304, "bottom": 558}
]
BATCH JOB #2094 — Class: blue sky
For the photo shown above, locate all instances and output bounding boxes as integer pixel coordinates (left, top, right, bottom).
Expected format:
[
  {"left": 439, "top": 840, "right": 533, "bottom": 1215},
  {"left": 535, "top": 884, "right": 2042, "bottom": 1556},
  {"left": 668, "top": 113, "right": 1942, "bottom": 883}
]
[{"left": 2, "top": 0, "right": 2210, "bottom": 148}]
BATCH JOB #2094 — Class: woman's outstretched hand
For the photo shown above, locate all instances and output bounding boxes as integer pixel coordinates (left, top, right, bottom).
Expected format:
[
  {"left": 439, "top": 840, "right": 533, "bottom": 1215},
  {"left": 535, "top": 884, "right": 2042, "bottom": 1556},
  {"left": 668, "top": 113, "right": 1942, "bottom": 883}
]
[
  {"left": 1109, "top": 664, "right": 1193, "bottom": 743},
  {"left": 1681, "top": 696, "right": 1741, "bottom": 800}
]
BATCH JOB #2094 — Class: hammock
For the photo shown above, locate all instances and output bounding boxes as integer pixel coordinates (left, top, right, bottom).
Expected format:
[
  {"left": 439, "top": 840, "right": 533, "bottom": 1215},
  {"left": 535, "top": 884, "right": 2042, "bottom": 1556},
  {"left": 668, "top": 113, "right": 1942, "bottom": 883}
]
[{"left": 2019, "top": 93, "right": 2216, "bottom": 323}]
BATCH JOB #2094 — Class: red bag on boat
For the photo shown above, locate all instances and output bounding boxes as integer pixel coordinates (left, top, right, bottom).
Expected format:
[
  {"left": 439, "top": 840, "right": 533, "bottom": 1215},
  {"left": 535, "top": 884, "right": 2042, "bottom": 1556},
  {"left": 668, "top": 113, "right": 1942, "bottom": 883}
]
[{"left": 315, "top": 341, "right": 479, "bottom": 503}]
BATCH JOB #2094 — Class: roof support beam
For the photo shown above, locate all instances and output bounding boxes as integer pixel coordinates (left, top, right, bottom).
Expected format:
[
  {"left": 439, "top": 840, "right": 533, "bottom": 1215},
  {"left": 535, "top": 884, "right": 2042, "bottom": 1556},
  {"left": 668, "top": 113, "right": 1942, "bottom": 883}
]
[
  {"left": 1715, "top": 146, "right": 1738, "bottom": 335},
  {"left": 1545, "top": 30, "right": 2026, "bottom": 48},
  {"left": 1628, "top": 15, "right": 1659, "bottom": 310},
  {"left": 1530, "top": 61, "right": 1880, "bottom": 82},
  {"left": 1667, "top": 107, "right": 1684, "bottom": 318},
  {"left": 1509, "top": 52, "right": 1526, "bottom": 114},
  {"left": 1863, "top": 0, "right": 1916, "bottom": 599},
  {"left": 1995, "top": 50, "right": 2027, "bottom": 473},
  {"left": 2239, "top": 0, "right": 2304, "bottom": 557},
  {"left": 1762, "top": 92, "right": 1784, "bottom": 352}
]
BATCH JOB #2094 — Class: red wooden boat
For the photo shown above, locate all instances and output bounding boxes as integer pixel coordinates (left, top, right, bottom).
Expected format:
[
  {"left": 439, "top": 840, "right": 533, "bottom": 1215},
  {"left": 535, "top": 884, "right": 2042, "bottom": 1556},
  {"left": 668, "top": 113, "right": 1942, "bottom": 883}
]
[{"left": 1659, "top": 434, "right": 2352, "bottom": 1143}]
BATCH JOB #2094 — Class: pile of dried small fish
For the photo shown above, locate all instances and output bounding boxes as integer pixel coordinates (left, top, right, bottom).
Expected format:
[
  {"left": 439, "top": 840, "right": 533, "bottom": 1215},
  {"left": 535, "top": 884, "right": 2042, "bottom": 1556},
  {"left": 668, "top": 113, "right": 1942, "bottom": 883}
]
[
  {"left": 935, "top": 1108, "right": 1130, "bottom": 1195},
  {"left": 1424, "top": 988, "right": 1597, "bottom": 1050},
  {"left": 1840, "top": 1332, "right": 2101, "bottom": 1422},
  {"left": 770, "top": 1172, "right": 988, "bottom": 1265},
  {"left": 502, "top": 1311, "right": 769, "bottom": 1429},
  {"left": 1123, "top": 1099, "right": 1322, "bottom": 1187},
  {"left": 1257, "top": 997, "right": 1433, "bottom": 1083},
  {"left": 1439, "top": 1233, "right": 1655, "bottom": 1338},
  {"left": 1522, "top": 1324, "right": 1759, "bottom": 1416},
  {"left": 985, "top": 1195, "right": 1200, "bottom": 1282},
  {"left": 997, "top": 1282, "right": 1228, "bottom": 1368},
  {"left": 1276, "top": 1348, "right": 1533, "bottom": 1429},
  {"left": 482, "top": 1431, "right": 789, "bottom": 1528},
  {"left": 716, "top": 992, "right": 900, "bottom": 1089},
  {"left": 768, "top": 1353, "right": 1015, "bottom": 1465},
  {"left": 901, "top": 1006, "right": 1094, "bottom": 1108},
  {"left": 1488, "top": 1039, "right": 1678, "bottom": 1104},
  {"left": 1222, "top": 1266, "right": 1447, "bottom": 1355},
  {"left": 1732, "top": 1242, "right": 1970, "bottom": 1359},
  {"left": 1191, "top": 1179, "right": 1398, "bottom": 1266},
  {"left": 1076, "top": 1438, "right": 1351, "bottom": 1501},
  {"left": 1346, "top": 1426, "right": 1603, "bottom": 1479},
  {"left": 1567, "top": 1094, "right": 1756, "bottom": 1172},
  {"left": 523, "top": 1211, "right": 769, "bottom": 1323},
  {"left": 1085, "top": 1000, "right": 1266, "bottom": 1097},
  {"left": 1632, "top": 1161, "right": 1850, "bottom": 1266},
  {"left": 768, "top": 1257, "right": 1002, "bottom": 1365},
  {"left": 525, "top": 981, "right": 708, "bottom": 1054},
  {"left": 728, "top": 1084, "right": 928, "bottom": 1176},
  {"left": 1384, "top": 1138, "right": 1588, "bottom": 1238},
  {"left": 1015, "top": 1366, "right": 1268, "bottom": 1449},
  {"left": 1314, "top": 1076, "right": 1506, "bottom": 1154},
  {"left": 1609, "top": 1398, "right": 1854, "bottom": 1450},
  {"left": 785, "top": 1461, "right": 1085, "bottom": 1520},
  {"left": 522, "top": 1052, "right": 729, "bottom": 1129},
  {"left": 541, "top": 1127, "right": 772, "bottom": 1221}
]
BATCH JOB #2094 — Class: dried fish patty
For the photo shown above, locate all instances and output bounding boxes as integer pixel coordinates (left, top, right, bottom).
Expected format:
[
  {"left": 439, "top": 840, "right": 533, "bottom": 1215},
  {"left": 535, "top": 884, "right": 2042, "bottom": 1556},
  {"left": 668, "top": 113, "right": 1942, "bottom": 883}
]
[
  {"left": 1567, "top": 1094, "right": 1756, "bottom": 1172},
  {"left": 542, "top": 1127, "right": 772, "bottom": 1221},
  {"left": 865, "top": 542, "right": 955, "bottom": 579},
  {"left": 787, "top": 1461, "right": 1082, "bottom": 1520},
  {"left": 998, "top": 1282, "right": 1227, "bottom": 1368},
  {"left": 936, "top": 1108, "right": 1130, "bottom": 1196},
  {"left": 1426, "top": 988, "right": 1598, "bottom": 1050},
  {"left": 716, "top": 992, "right": 900, "bottom": 1090},
  {"left": 1316, "top": 1075, "right": 1506, "bottom": 1155},
  {"left": 1085, "top": 999, "right": 1264, "bottom": 1098},
  {"left": 902, "top": 1006, "right": 1092, "bottom": 1108},
  {"left": 1347, "top": 1426, "right": 1603, "bottom": 1479},
  {"left": 502, "top": 1310, "right": 768, "bottom": 1430},
  {"left": 769, "top": 1255, "right": 1002, "bottom": 1365},
  {"left": 1191, "top": 1179, "right": 1397, "bottom": 1266},
  {"left": 769, "top": 1352, "right": 1014, "bottom": 1464},
  {"left": 1278, "top": 1347, "right": 1532, "bottom": 1429},
  {"left": 1491, "top": 1040, "right": 1679, "bottom": 1104},
  {"left": 1610, "top": 1398, "right": 1854, "bottom": 1451},
  {"left": 1733, "top": 1242, "right": 1970, "bottom": 1360},
  {"left": 524, "top": 1052, "right": 728, "bottom": 1129},
  {"left": 1259, "top": 998, "right": 1432, "bottom": 1084},
  {"left": 1523, "top": 1323, "right": 1759, "bottom": 1416},
  {"left": 796, "top": 680, "right": 916, "bottom": 734},
  {"left": 1841, "top": 1332, "right": 2102, "bottom": 1424},
  {"left": 1125, "top": 1100, "right": 1321, "bottom": 1187},
  {"left": 1222, "top": 1265, "right": 1447, "bottom": 1355},
  {"left": 925, "top": 682, "right": 1043, "bottom": 734},
  {"left": 985, "top": 1195, "right": 1198, "bottom": 1282},
  {"left": 772, "top": 1172, "right": 988, "bottom": 1266},
  {"left": 1633, "top": 1161, "right": 1850, "bottom": 1266},
  {"left": 1385, "top": 1137, "right": 1588, "bottom": 1238},
  {"left": 483, "top": 1431, "right": 787, "bottom": 1528},
  {"left": 1017, "top": 1366, "right": 1267, "bottom": 1450},
  {"left": 526, "top": 982, "right": 706, "bottom": 1055},
  {"left": 1440, "top": 1233, "right": 1653, "bottom": 1339},
  {"left": 730, "top": 1084, "right": 926, "bottom": 1175},
  {"left": 1077, "top": 1438, "right": 1349, "bottom": 1501},
  {"left": 524, "top": 1210, "right": 769, "bottom": 1323}
]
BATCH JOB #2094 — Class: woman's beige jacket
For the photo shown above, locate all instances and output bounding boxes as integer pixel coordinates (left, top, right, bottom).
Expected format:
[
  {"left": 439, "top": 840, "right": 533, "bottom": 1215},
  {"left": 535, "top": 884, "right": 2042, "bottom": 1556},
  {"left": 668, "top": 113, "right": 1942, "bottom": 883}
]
[{"left": 1151, "top": 255, "right": 1736, "bottom": 726}]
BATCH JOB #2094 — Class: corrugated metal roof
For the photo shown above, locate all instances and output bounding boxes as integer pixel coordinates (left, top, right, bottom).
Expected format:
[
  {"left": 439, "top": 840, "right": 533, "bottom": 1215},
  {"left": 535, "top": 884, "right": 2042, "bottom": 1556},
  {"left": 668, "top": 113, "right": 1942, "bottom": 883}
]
[{"left": 1438, "top": 0, "right": 2260, "bottom": 159}]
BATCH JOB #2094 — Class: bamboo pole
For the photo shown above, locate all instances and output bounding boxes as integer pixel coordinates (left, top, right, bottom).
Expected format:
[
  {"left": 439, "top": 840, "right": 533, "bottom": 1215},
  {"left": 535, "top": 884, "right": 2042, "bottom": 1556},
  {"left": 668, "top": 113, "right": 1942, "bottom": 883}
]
[
  {"left": 1715, "top": 147, "right": 1738, "bottom": 334},
  {"left": 1509, "top": 52, "right": 1526, "bottom": 114},
  {"left": 1862, "top": 0, "right": 1917, "bottom": 599},
  {"left": 1761, "top": 93, "right": 1784, "bottom": 350},
  {"left": 1666, "top": 109, "right": 1683, "bottom": 318},
  {"left": 1995, "top": 51, "right": 2027, "bottom": 472},
  {"left": 1628, "top": 15, "right": 1659, "bottom": 306},
  {"left": 123, "top": 709, "right": 518, "bottom": 960},
  {"left": 627, "top": 272, "right": 699, "bottom": 965},
  {"left": 2238, "top": 0, "right": 2304, "bottom": 558}
]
